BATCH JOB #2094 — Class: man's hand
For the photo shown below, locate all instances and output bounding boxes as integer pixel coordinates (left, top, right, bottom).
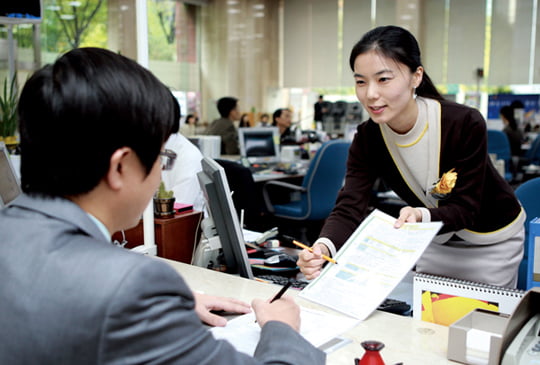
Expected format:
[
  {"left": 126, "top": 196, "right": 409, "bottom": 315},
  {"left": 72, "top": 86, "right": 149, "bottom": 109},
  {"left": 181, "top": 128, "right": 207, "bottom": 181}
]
[
  {"left": 252, "top": 296, "right": 301, "bottom": 331},
  {"left": 192, "top": 292, "right": 251, "bottom": 327}
]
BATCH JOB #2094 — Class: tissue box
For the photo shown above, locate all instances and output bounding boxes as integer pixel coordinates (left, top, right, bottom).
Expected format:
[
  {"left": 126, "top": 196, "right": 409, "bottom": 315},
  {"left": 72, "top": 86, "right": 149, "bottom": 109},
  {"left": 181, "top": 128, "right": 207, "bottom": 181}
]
[
  {"left": 448, "top": 288, "right": 540, "bottom": 364},
  {"left": 448, "top": 309, "right": 509, "bottom": 365}
]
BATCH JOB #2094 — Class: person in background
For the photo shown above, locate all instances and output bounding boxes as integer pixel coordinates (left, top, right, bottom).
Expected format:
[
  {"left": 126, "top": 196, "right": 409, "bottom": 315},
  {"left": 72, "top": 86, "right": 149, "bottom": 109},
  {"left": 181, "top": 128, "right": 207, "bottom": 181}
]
[
  {"left": 314, "top": 94, "right": 326, "bottom": 123},
  {"left": 239, "top": 113, "right": 251, "bottom": 128},
  {"left": 206, "top": 97, "right": 241, "bottom": 155},
  {"left": 257, "top": 113, "right": 270, "bottom": 127},
  {"left": 0, "top": 47, "right": 324, "bottom": 364},
  {"left": 162, "top": 100, "right": 206, "bottom": 213},
  {"left": 180, "top": 113, "right": 198, "bottom": 137},
  {"left": 272, "top": 108, "right": 296, "bottom": 145},
  {"left": 298, "top": 25, "right": 525, "bottom": 288},
  {"left": 500, "top": 105, "right": 524, "bottom": 157}
]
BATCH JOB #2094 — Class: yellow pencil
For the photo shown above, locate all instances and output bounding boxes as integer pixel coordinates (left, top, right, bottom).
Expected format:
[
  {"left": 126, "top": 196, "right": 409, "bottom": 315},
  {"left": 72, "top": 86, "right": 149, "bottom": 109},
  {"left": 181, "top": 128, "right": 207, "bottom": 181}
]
[{"left": 292, "top": 240, "right": 338, "bottom": 265}]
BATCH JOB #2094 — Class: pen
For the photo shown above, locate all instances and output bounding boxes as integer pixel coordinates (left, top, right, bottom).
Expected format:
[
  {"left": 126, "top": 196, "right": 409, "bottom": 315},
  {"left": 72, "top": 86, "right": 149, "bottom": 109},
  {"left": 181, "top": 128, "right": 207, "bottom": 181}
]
[
  {"left": 270, "top": 279, "right": 293, "bottom": 303},
  {"left": 292, "top": 240, "right": 338, "bottom": 265},
  {"left": 255, "top": 280, "right": 294, "bottom": 323}
]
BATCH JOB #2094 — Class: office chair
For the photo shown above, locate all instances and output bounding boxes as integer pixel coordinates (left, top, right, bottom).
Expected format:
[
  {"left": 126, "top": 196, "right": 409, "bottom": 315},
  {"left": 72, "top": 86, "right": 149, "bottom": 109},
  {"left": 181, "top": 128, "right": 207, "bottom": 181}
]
[
  {"left": 515, "top": 177, "right": 540, "bottom": 289},
  {"left": 487, "top": 129, "right": 513, "bottom": 181},
  {"left": 262, "top": 140, "right": 350, "bottom": 226},
  {"left": 215, "top": 159, "right": 267, "bottom": 231},
  {"left": 524, "top": 133, "right": 540, "bottom": 165}
]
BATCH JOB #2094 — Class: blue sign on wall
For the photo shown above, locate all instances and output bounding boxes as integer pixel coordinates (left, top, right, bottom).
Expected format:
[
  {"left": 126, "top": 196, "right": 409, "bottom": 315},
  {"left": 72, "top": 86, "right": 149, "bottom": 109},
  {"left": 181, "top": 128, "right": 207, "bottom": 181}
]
[{"left": 487, "top": 94, "right": 540, "bottom": 119}]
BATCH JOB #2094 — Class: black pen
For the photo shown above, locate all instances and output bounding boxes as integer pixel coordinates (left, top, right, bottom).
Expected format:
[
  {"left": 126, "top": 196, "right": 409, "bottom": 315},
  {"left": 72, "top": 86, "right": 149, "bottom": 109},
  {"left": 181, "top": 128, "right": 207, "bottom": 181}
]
[
  {"left": 255, "top": 279, "right": 294, "bottom": 323},
  {"left": 270, "top": 279, "right": 293, "bottom": 303}
]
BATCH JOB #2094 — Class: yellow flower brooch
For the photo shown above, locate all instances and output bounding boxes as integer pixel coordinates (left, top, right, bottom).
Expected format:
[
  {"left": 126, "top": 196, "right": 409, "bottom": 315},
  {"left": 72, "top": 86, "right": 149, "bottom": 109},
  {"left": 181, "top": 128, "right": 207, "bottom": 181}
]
[{"left": 430, "top": 168, "right": 458, "bottom": 199}]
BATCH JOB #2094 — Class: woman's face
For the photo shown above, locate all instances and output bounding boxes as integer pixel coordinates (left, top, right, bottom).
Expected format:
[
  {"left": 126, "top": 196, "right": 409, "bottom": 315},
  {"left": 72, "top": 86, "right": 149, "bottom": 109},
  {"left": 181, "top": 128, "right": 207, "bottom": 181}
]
[{"left": 353, "top": 50, "right": 422, "bottom": 133}]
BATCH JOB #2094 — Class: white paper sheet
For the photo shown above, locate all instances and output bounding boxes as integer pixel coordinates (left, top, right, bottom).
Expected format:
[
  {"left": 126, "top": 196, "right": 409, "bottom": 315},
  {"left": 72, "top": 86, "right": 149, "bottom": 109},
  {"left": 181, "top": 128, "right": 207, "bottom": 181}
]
[
  {"left": 299, "top": 209, "right": 442, "bottom": 320},
  {"left": 210, "top": 306, "right": 358, "bottom": 355}
]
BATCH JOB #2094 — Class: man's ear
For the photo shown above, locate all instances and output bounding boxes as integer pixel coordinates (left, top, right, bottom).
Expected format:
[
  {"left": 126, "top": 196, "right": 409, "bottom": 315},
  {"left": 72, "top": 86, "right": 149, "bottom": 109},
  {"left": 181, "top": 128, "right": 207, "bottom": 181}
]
[{"left": 106, "top": 147, "right": 132, "bottom": 191}]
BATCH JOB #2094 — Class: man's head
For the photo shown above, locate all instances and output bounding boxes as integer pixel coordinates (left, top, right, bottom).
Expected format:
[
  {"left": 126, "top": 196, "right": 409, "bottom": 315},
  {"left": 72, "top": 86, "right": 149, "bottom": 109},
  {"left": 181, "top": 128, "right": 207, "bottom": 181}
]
[
  {"left": 272, "top": 108, "right": 292, "bottom": 131},
  {"left": 217, "top": 97, "right": 240, "bottom": 120},
  {"left": 18, "top": 47, "right": 176, "bottom": 199}
]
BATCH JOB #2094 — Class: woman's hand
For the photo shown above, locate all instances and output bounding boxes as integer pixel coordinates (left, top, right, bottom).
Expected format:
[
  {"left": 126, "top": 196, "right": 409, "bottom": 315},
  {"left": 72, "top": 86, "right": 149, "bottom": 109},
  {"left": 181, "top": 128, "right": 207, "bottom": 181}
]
[
  {"left": 192, "top": 292, "right": 251, "bottom": 327},
  {"left": 394, "top": 206, "right": 422, "bottom": 228},
  {"left": 296, "top": 243, "right": 330, "bottom": 280}
]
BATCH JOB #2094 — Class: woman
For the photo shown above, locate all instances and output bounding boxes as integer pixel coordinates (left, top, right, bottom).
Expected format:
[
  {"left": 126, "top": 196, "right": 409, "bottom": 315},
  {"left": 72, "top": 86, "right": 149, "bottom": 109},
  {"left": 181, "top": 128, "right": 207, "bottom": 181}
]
[
  {"left": 298, "top": 26, "right": 525, "bottom": 288},
  {"left": 180, "top": 114, "right": 198, "bottom": 137},
  {"left": 239, "top": 113, "right": 251, "bottom": 128},
  {"left": 500, "top": 105, "right": 523, "bottom": 157}
]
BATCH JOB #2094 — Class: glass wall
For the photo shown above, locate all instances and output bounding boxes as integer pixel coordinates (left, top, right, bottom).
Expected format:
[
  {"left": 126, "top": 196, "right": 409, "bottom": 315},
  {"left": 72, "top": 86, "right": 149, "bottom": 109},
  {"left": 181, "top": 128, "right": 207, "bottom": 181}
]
[{"left": 3, "top": 0, "right": 540, "bottom": 125}]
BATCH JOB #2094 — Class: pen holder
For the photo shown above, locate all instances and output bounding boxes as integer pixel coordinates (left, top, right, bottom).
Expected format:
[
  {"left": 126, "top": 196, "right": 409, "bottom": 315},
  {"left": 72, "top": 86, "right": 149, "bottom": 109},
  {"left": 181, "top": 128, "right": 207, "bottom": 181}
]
[{"left": 355, "top": 341, "right": 385, "bottom": 365}]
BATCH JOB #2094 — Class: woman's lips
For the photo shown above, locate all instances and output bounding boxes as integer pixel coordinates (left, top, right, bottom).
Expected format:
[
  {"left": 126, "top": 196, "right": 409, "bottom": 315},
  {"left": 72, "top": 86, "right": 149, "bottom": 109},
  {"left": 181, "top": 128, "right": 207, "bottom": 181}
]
[{"left": 370, "top": 106, "right": 385, "bottom": 115}]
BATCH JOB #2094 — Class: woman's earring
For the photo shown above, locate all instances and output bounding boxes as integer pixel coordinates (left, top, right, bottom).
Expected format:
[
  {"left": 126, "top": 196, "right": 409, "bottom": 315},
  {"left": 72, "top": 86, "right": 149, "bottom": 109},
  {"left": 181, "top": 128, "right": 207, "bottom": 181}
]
[{"left": 413, "top": 87, "right": 417, "bottom": 99}]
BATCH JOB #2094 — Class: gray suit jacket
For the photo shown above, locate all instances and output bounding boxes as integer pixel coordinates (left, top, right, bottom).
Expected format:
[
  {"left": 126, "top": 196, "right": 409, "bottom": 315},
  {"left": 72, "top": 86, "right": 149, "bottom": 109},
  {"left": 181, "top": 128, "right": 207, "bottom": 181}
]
[{"left": 0, "top": 194, "right": 325, "bottom": 364}]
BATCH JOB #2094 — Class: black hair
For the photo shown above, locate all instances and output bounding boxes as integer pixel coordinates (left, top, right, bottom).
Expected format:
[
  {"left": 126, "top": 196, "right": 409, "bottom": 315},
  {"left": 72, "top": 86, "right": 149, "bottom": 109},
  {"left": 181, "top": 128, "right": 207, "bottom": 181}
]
[
  {"left": 239, "top": 113, "right": 250, "bottom": 127},
  {"left": 217, "top": 97, "right": 238, "bottom": 118},
  {"left": 185, "top": 114, "right": 197, "bottom": 124},
  {"left": 272, "top": 108, "right": 286, "bottom": 126},
  {"left": 170, "top": 95, "right": 181, "bottom": 134},
  {"left": 510, "top": 100, "right": 524, "bottom": 109},
  {"left": 500, "top": 105, "right": 518, "bottom": 131},
  {"left": 349, "top": 25, "right": 443, "bottom": 100},
  {"left": 18, "top": 47, "right": 176, "bottom": 197}
]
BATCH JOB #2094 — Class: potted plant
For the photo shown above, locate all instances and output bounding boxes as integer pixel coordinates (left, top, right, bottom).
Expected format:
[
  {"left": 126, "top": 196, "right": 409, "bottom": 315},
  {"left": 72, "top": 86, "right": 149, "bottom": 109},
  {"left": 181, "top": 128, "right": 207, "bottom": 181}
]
[
  {"left": 0, "top": 74, "right": 18, "bottom": 146},
  {"left": 154, "top": 181, "right": 176, "bottom": 218}
]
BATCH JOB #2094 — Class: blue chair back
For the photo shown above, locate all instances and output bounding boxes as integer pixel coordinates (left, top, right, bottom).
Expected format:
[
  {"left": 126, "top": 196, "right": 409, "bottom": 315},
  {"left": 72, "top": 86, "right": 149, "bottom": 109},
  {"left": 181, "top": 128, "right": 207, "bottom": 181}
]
[
  {"left": 525, "top": 134, "right": 540, "bottom": 165},
  {"left": 487, "top": 129, "right": 513, "bottom": 181},
  {"left": 515, "top": 177, "right": 540, "bottom": 289},
  {"left": 299, "top": 139, "right": 350, "bottom": 220}
]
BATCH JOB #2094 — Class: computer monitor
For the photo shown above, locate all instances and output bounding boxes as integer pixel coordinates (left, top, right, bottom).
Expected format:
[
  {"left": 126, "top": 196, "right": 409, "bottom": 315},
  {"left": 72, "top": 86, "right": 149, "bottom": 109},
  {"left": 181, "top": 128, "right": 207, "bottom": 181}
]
[
  {"left": 0, "top": 142, "right": 21, "bottom": 207},
  {"left": 197, "top": 157, "right": 253, "bottom": 279},
  {"left": 238, "top": 127, "right": 280, "bottom": 164},
  {"left": 0, "top": 0, "right": 43, "bottom": 24}
]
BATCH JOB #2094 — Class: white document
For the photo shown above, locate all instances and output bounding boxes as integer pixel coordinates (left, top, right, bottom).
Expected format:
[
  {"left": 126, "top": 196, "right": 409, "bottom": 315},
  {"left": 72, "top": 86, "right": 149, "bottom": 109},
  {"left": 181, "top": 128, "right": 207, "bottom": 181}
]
[
  {"left": 299, "top": 209, "right": 443, "bottom": 320},
  {"left": 210, "top": 306, "right": 358, "bottom": 355}
]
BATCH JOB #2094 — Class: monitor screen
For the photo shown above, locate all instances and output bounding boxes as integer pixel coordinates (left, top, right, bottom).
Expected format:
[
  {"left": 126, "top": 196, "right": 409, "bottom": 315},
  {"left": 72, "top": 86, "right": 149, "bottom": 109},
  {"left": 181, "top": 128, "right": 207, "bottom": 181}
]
[
  {"left": 197, "top": 157, "right": 253, "bottom": 279},
  {"left": 238, "top": 127, "right": 280, "bottom": 164},
  {"left": 0, "top": 142, "right": 21, "bottom": 207},
  {"left": 0, "top": 0, "right": 42, "bottom": 24}
]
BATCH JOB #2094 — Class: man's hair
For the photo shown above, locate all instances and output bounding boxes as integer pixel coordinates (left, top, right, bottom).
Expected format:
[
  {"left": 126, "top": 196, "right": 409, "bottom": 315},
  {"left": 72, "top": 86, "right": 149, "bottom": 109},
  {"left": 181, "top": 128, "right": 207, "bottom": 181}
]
[
  {"left": 216, "top": 97, "right": 238, "bottom": 118},
  {"left": 170, "top": 95, "right": 181, "bottom": 134},
  {"left": 18, "top": 47, "right": 176, "bottom": 197}
]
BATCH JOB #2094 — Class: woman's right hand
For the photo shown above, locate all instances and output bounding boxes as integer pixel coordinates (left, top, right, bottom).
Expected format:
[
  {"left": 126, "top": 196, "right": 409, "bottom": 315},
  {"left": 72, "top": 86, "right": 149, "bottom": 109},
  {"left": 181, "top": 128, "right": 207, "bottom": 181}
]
[{"left": 297, "top": 243, "right": 329, "bottom": 280}]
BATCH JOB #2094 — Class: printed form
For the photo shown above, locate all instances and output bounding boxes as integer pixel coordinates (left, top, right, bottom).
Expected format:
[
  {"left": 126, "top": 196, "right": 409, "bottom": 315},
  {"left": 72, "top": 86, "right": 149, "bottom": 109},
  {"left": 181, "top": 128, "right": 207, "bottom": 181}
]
[
  {"left": 210, "top": 307, "right": 357, "bottom": 355},
  {"left": 299, "top": 209, "right": 442, "bottom": 320}
]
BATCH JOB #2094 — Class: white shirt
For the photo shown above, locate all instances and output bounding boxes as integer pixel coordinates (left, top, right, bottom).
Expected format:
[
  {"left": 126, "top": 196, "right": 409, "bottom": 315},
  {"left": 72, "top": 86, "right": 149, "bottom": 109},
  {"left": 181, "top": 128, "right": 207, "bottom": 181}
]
[{"left": 161, "top": 133, "right": 205, "bottom": 214}]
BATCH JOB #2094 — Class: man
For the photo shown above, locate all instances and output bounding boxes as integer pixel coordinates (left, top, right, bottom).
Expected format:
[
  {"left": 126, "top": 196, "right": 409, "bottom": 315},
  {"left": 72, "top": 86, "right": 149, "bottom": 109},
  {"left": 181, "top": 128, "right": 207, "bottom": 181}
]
[
  {"left": 206, "top": 96, "right": 241, "bottom": 155},
  {"left": 162, "top": 100, "right": 205, "bottom": 213},
  {"left": 314, "top": 94, "right": 325, "bottom": 123},
  {"left": 0, "top": 48, "right": 324, "bottom": 364},
  {"left": 272, "top": 108, "right": 296, "bottom": 145}
]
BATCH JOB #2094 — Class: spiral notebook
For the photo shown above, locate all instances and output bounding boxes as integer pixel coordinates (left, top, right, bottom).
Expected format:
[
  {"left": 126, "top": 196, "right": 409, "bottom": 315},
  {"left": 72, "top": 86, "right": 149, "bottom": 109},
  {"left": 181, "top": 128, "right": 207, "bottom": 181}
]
[{"left": 413, "top": 273, "right": 525, "bottom": 326}]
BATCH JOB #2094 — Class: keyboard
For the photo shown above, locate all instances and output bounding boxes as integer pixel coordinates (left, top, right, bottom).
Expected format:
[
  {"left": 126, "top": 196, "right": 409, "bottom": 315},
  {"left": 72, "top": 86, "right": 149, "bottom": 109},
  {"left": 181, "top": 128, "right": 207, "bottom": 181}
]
[
  {"left": 255, "top": 274, "right": 410, "bottom": 315},
  {"left": 255, "top": 274, "right": 309, "bottom": 290}
]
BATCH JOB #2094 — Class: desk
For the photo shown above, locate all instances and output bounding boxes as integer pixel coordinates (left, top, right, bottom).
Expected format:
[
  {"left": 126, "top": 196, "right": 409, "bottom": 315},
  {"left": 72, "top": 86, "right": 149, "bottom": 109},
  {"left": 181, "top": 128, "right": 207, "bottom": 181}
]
[
  {"left": 162, "top": 259, "right": 455, "bottom": 364},
  {"left": 113, "top": 211, "right": 202, "bottom": 263}
]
